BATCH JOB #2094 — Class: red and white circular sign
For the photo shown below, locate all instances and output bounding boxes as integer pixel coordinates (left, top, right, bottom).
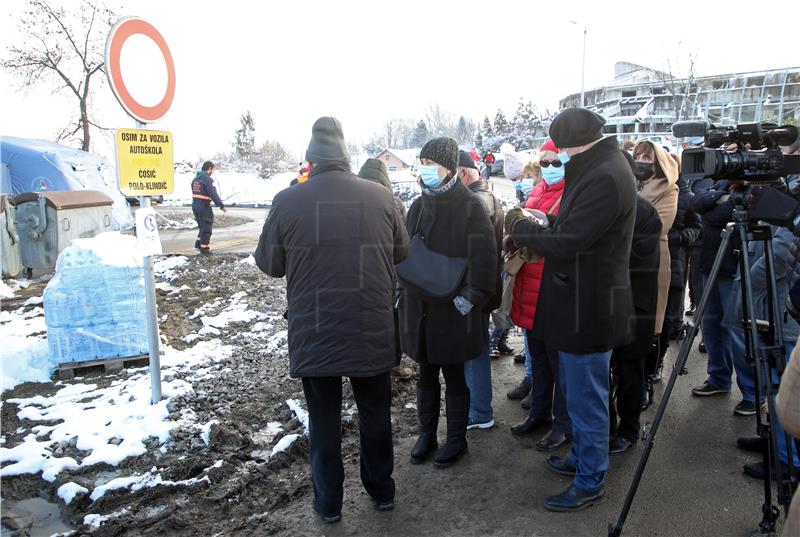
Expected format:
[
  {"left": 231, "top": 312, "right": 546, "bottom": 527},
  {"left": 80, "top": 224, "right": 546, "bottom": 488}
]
[{"left": 105, "top": 17, "right": 176, "bottom": 124}]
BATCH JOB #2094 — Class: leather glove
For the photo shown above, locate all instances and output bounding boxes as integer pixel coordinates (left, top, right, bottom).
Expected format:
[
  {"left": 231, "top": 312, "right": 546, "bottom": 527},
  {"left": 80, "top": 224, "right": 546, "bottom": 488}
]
[{"left": 504, "top": 207, "right": 526, "bottom": 235}]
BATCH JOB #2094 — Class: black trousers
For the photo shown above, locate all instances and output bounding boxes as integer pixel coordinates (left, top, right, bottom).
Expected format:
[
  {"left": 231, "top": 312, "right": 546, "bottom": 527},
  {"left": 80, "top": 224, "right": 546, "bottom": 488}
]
[
  {"left": 611, "top": 357, "right": 645, "bottom": 442},
  {"left": 301, "top": 372, "right": 395, "bottom": 516},
  {"left": 192, "top": 202, "right": 214, "bottom": 250}
]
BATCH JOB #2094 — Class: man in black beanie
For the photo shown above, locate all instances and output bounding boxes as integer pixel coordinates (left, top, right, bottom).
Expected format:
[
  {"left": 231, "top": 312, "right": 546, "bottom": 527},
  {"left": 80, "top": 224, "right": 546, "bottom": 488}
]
[
  {"left": 254, "top": 116, "right": 410, "bottom": 523},
  {"left": 504, "top": 108, "right": 637, "bottom": 511}
]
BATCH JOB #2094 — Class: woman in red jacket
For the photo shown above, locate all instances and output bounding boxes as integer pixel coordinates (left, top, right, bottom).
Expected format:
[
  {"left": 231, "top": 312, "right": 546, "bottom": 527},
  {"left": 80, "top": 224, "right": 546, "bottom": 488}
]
[{"left": 507, "top": 139, "right": 572, "bottom": 451}]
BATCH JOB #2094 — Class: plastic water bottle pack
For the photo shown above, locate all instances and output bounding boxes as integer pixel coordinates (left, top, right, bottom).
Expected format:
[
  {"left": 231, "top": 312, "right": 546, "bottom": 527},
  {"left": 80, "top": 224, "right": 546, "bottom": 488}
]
[{"left": 44, "top": 233, "right": 149, "bottom": 364}]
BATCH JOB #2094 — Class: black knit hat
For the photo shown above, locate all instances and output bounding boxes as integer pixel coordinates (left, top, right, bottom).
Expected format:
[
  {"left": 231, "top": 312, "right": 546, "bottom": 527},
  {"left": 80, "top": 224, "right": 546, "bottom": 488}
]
[
  {"left": 458, "top": 150, "right": 478, "bottom": 170},
  {"left": 549, "top": 108, "right": 606, "bottom": 148},
  {"left": 305, "top": 116, "right": 349, "bottom": 164},
  {"left": 419, "top": 137, "right": 459, "bottom": 174}
]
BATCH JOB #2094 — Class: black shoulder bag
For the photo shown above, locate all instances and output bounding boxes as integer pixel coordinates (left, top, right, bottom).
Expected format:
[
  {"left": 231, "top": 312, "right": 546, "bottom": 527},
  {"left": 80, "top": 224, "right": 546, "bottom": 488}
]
[{"left": 396, "top": 206, "right": 468, "bottom": 302}]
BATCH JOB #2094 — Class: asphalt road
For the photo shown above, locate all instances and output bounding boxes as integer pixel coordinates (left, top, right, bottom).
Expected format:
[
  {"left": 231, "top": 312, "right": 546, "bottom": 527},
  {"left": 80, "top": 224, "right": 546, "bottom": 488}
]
[{"left": 158, "top": 206, "right": 267, "bottom": 255}]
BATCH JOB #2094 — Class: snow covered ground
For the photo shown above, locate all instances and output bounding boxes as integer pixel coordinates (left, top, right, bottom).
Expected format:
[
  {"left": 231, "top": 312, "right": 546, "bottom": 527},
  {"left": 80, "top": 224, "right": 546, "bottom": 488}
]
[{"left": 162, "top": 171, "right": 295, "bottom": 206}]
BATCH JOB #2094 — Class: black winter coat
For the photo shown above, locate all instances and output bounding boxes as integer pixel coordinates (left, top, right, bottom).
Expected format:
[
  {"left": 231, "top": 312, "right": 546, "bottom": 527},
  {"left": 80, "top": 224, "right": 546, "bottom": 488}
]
[
  {"left": 667, "top": 177, "right": 702, "bottom": 287},
  {"left": 511, "top": 137, "right": 637, "bottom": 354},
  {"left": 467, "top": 180, "right": 504, "bottom": 312},
  {"left": 614, "top": 196, "right": 662, "bottom": 361},
  {"left": 692, "top": 180, "right": 738, "bottom": 278},
  {"left": 398, "top": 179, "right": 497, "bottom": 365},
  {"left": 254, "top": 162, "right": 409, "bottom": 377}
]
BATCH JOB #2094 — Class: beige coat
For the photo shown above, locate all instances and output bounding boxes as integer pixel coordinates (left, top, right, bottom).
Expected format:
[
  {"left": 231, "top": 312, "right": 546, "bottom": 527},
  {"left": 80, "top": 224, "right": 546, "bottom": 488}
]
[
  {"left": 778, "top": 341, "right": 800, "bottom": 536},
  {"left": 636, "top": 141, "right": 678, "bottom": 334}
]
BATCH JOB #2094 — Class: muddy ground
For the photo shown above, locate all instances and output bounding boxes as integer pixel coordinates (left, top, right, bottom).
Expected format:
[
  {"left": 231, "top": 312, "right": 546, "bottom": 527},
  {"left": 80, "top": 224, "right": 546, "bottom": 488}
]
[{"left": 1, "top": 252, "right": 420, "bottom": 536}]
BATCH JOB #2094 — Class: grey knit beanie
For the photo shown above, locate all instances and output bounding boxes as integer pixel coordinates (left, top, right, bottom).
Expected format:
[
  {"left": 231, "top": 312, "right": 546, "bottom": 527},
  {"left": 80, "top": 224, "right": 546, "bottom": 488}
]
[
  {"left": 419, "top": 137, "right": 459, "bottom": 174},
  {"left": 305, "top": 116, "right": 349, "bottom": 164}
]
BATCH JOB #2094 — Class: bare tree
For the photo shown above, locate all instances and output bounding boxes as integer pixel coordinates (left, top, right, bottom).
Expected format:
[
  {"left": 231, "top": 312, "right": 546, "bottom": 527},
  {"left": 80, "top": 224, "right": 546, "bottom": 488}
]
[
  {"left": 2, "top": 0, "right": 117, "bottom": 151},
  {"left": 653, "top": 50, "right": 699, "bottom": 123}
]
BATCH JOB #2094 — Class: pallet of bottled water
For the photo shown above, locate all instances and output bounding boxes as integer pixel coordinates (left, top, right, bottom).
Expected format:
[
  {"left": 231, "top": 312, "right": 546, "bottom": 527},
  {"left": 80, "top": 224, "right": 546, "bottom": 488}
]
[{"left": 44, "top": 233, "right": 149, "bottom": 365}]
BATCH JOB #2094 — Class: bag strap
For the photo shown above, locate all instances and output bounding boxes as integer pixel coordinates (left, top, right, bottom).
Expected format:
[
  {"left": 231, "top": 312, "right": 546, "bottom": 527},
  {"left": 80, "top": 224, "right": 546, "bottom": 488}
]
[
  {"left": 547, "top": 194, "right": 563, "bottom": 215},
  {"left": 413, "top": 205, "right": 424, "bottom": 236}
]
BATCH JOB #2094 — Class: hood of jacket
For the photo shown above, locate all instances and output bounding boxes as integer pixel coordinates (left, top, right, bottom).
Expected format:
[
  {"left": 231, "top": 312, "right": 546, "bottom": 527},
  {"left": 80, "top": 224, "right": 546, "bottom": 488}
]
[{"left": 358, "top": 158, "right": 392, "bottom": 190}]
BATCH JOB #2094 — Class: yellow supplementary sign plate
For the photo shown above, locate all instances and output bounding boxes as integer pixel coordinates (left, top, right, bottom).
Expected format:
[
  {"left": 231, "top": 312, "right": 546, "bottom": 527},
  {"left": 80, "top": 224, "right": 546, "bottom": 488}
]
[{"left": 115, "top": 128, "right": 174, "bottom": 196}]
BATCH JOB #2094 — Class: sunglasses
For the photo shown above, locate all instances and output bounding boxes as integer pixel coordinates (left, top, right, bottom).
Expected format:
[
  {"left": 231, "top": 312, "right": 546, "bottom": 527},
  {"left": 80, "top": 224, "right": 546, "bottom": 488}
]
[{"left": 539, "top": 160, "right": 563, "bottom": 168}]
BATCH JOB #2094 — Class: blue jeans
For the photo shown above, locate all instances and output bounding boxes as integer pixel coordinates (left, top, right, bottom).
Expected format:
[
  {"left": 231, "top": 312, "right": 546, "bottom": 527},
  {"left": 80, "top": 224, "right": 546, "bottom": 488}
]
[
  {"left": 524, "top": 334, "right": 533, "bottom": 381},
  {"left": 772, "top": 343, "right": 799, "bottom": 466},
  {"left": 465, "top": 315, "right": 493, "bottom": 422},
  {"left": 559, "top": 350, "right": 612, "bottom": 493},
  {"left": 728, "top": 327, "right": 759, "bottom": 403},
  {"left": 701, "top": 275, "right": 734, "bottom": 389}
]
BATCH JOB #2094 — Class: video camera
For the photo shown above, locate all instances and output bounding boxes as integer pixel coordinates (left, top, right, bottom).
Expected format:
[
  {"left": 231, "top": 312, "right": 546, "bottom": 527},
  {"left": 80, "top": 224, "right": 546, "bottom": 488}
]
[{"left": 672, "top": 120, "right": 800, "bottom": 184}]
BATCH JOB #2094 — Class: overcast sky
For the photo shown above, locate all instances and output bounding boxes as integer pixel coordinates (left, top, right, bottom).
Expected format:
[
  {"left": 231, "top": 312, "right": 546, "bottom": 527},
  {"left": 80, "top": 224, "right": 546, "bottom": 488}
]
[{"left": 1, "top": 0, "right": 799, "bottom": 162}]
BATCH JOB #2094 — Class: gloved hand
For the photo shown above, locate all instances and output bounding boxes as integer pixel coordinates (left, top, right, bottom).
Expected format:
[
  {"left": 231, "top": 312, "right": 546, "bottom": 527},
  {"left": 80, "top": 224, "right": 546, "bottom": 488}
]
[{"left": 504, "top": 207, "right": 526, "bottom": 235}]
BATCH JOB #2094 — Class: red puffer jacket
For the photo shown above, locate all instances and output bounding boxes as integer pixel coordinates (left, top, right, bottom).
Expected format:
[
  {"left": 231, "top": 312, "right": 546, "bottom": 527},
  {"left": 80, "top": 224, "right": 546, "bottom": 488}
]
[{"left": 510, "top": 180, "right": 565, "bottom": 329}]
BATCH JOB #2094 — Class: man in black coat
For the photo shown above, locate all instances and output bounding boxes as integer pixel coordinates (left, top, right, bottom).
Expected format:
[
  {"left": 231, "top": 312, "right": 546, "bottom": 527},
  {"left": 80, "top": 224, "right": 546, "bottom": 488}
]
[
  {"left": 191, "top": 161, "right": 227, "bottom": 255},
  {"left": 254, "top": 117, "right": 409, "bottom": 523},
  {"left": 505, "top": 108, "right": 637, "bottom": 512}
]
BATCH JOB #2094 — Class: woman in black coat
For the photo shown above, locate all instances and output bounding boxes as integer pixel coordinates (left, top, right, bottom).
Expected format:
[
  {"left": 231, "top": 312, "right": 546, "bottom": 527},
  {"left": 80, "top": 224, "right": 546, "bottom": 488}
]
[
  {"left": 609, "top": 195, "right": 661, "bottom": 452},
  {"left": 398, "top": 137, "right": 497, "bottom": 468}
]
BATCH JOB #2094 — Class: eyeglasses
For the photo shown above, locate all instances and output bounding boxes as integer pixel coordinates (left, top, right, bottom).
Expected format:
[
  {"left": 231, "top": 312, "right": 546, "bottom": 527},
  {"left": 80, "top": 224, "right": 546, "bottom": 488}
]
[{"left": 539, "top": 160, "right": 563, "bottom": 168}]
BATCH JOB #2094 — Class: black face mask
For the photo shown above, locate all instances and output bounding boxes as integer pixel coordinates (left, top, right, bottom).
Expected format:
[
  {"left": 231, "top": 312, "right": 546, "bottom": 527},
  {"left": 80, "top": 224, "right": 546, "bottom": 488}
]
[{"left": 633, "top": 162, "right": 655, "bottom": 181}]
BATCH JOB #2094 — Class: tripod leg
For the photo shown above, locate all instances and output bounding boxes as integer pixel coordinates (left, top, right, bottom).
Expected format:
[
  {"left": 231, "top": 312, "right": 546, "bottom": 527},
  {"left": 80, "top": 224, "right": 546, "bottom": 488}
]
[{"left": 609, "top": 225, "right": 737, "bottom": 537}]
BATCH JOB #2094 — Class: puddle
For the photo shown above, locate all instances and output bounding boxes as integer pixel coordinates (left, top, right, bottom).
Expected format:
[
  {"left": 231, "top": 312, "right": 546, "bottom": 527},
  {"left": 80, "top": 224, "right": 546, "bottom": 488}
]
[{"left": 1, "top": 497, "right": 74, "bottom": 536}]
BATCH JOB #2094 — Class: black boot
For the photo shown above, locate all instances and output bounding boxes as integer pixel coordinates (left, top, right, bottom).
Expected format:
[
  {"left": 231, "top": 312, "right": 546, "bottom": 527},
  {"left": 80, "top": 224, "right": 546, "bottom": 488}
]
[
  {"left": 194, "top": 239, "right": 201, "bottom": 250},
  {"left": 641, "top": 377, "right": 654, "bottom": 411},
  {"left": 410, "top": 389, "right": 439, "bottom": 464},
  {"left": 434, "top": 393, "right": 469, "bottom": 468},
  {"left": 497, "top": 334, "right": 515, "bottom": 356}
]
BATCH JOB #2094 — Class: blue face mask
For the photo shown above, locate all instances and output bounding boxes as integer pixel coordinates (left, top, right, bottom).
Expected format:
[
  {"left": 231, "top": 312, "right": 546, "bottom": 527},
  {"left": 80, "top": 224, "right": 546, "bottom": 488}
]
[
  {"left": 419, "top": 165, "right": 443, "bottom": 188},
  {"left": 557, "top": 151, "right": 571, "bottom": 165},
  {"left": 513, "top": 179, "right": 523, "bottom": 191},
  {"left": 541, "top": 166, "right": 565, "bottom": 185},
  {"left": 520, "top": 179, "right": 534, "bottom": 196}
]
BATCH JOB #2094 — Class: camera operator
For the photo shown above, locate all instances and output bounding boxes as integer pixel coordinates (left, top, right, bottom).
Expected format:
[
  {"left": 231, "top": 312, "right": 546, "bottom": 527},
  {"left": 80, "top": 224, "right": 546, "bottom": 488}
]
[{"left": 689, "top": 174, "right": 758, "bottom": 407}]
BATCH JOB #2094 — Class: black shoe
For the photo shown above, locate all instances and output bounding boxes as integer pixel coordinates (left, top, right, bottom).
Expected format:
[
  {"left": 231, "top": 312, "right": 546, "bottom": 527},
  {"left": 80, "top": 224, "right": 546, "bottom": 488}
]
[
  {"left": 313, "top": 505, "right": 341, "bottom": 524},
  {"left": 609, "top": 435, "right": 634, "bottom": 454},
  {"left": 513, "top": 353, "right": 525, "bottom": 364},
  {"left": 691, "top": 381, "right": 730, "bottom": 397},
  {"left": 545, "top": 456, "right": 577, "bottom": 477},
  {"left": 737, "top": 436, "right": 765, "bottom": 454},
  {"left": 733, "top": 399, "right": 764, "bottom": 416},
  {"left": 375, "top": 499, "right": 394, "bottom": 512},
  {"left": 433, "top": 393, "right": 469, "bottom": 468},
  {"left": 520, "top": 389, "right": 533, "bottom": 410},
  {"left": 489, "top": 339, "right": 500, "bottom": 359},
  {"left": 497, "top": 334, "right": 515, "bottom": 356},
  {"left": 743, "top": 461, "right": 800, "bottom": 481},
  {"left": 511, "top": 416, "right": 551, "bottom": 436},
  {"left": 698, "top": 341, "right": 707, "bottom": 353},
  {"left": 536, "top": 431, "right": 571, "bottom": 452},
  {"left": 410, "top": 389, "right": 439, "bottom": 464},
  {"left": 200, "top": 248, "right": 212, "bottom": 256},
  {"left": 506, "top": 377, "right": 532, "bottom": 400},
  {"left": 544, "top": 484, "right": 606, "bottom": 512},
  {"left": 194, "top": 239, "right": 201, "bottom": 250}
]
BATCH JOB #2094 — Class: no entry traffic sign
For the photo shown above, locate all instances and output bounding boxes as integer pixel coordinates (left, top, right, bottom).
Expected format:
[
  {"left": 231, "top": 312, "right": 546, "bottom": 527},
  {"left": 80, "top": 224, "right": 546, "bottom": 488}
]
[{"left": 105, "top": 17, "right": 176, "bottom": 124}]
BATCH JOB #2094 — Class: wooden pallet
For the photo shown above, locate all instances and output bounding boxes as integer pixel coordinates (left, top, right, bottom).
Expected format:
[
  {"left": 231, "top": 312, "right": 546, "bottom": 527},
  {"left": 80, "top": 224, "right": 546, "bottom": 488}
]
[{"left": 57, "top": 355, "right": 149, "bottom": 380}]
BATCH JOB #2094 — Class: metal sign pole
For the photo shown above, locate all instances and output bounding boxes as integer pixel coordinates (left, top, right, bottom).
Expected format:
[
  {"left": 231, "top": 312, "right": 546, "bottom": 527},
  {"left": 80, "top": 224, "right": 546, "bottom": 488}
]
[{"left": 135, "top": 119, "right": 162, "bottom": 404}]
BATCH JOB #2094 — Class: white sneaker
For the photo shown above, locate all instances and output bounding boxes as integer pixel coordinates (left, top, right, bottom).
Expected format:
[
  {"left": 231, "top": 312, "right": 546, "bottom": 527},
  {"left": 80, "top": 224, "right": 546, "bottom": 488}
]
[{"left": 467, "top": 418, "right": 495, "bottom": 430}]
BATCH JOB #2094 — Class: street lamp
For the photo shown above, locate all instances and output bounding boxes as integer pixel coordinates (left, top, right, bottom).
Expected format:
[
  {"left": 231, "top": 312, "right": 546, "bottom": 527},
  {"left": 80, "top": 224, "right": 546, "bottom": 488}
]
[{"left": 569, "top": 20, "right": 587, "bottom": 108}]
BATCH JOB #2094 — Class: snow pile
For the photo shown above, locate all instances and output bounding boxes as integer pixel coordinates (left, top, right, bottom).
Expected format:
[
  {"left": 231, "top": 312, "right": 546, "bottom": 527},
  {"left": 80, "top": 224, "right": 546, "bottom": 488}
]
[
  {"left": 286, "top": 398, "right": 309, "bottom": 431},
  {"left": 265, "top": 330, "right": 288, "bottom": 353},
  {"left": 0, "top": 340, "right": 231, "bottom": 481},
  {"left": 200, "top": 292, "right": 267, "bottom": 330},
  {"left": 270, "top": 399, "right": 309, "bottom": 456},
  {"left": 58, "top": 482, "right": 89, "bottom": 505},
  {"left": 163, "top": 171, "right": 295, "bottom": 206},
  {"left": 0, "top": 278, "right": 31, "bottom": 299},
  {"left": 84, "top": 507, "right": 130, "bottom": 529},
  {"left": 0, "top": 305, "right": 51, "bottom": 391},
  {"left": 154, "top": 256, "right": 189, "bottom": 280},
  {"left": 238, "top": 255, "right": 257, "bottom": 267},
  {"left": 89, "top": 465, "right": 210, "bottom": 501}
]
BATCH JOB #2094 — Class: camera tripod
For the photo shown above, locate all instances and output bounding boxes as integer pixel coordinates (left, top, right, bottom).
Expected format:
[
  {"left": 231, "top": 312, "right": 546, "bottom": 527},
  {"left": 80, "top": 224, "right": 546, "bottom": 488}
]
[{"left": 610, "top": 199, "right": 798, "bottom": 536}]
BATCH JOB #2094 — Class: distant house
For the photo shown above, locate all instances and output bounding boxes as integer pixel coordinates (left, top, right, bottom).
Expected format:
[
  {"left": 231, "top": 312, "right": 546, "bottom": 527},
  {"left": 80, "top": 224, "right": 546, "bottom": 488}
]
[{"left": 373, "top": 148, "right": 419, "bottom": 171}]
